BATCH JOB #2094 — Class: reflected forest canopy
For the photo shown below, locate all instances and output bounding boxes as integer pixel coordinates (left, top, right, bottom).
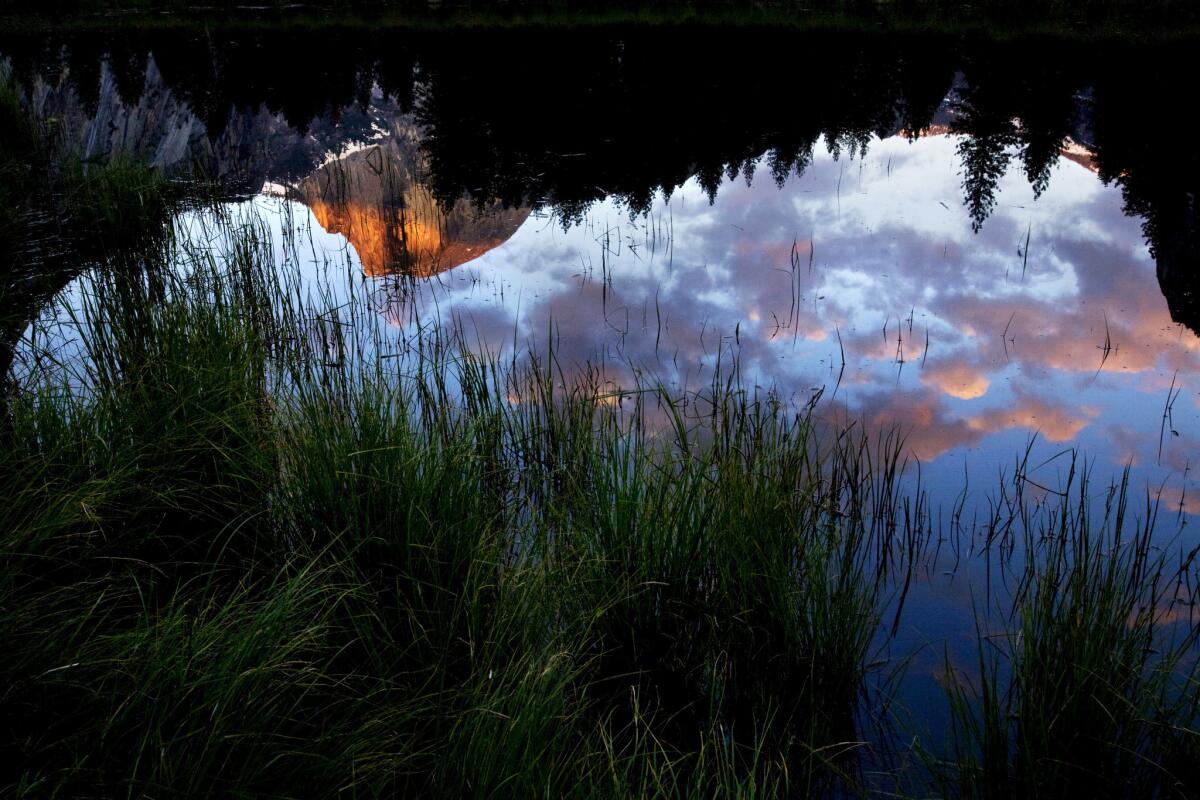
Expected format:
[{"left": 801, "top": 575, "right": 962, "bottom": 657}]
[{"left": 3, "top": 25, "right": 1198, "bottom": 331}]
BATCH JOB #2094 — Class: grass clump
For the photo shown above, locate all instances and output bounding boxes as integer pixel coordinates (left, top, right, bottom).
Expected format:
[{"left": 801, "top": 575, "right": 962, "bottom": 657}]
[
  {"left": 0, "top": 211, "right": 928, "bottom": 797},
  {"left": 0, "top": 66, "right": 177, "bottom": 259},
  {"left": 931, "top": 466, "right": 1200, "bottom": 798}
]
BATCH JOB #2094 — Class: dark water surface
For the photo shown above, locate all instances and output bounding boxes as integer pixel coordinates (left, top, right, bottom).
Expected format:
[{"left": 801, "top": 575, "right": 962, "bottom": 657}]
[{"left": 4, "top": 22, "right": 1200, "bottom": 755}]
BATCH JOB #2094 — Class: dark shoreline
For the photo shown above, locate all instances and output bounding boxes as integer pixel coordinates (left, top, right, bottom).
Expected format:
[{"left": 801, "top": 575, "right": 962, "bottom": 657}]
[{"left": 3, "top": 1, "right": 1200, "bottom": 39}]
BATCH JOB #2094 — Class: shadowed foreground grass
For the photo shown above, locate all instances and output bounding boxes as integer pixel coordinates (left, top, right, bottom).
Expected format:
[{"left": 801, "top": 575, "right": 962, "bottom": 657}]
[
  {"left": 1, "top": 192, "right": 1199, "bottom": 797},
  {"left": 0, "top": 217, "right": 926, "bottom": 796}
]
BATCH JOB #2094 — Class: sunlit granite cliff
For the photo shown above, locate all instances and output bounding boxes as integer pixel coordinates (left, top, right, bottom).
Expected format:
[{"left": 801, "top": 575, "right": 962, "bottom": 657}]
[{"left": 297, "top": 142, "right": 530, "bottom": 278}]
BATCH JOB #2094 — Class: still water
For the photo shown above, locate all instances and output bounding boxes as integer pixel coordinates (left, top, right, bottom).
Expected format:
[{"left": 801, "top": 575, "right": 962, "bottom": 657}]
[
  {"left": 4, "top": 25, "right": 1200, "bottom": 707},
  {"left": 198, "top": 131, "right": 1196, "bottom": 521}
]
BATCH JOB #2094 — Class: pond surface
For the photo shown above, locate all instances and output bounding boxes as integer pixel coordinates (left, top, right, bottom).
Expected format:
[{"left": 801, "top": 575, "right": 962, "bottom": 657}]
[
  {"left": 5, "top": 24, "right": 1197, "bottom": 518},
  {"left": 156, "top": 132, "right": 1196, "bottom": 520},
  {"left": 4, "top": 24, "right": 1200, "bottom": 741}
]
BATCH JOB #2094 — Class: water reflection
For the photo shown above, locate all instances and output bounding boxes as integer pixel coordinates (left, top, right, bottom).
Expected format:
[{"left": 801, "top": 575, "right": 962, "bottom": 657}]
[
  {"left": 4, "top": 25, "right": 1197, "bottom": 332},
  {"left": 211, "top": 132, "right": 1196, "bottom": 524},
  {"left": 4, "top": 25, "right": 1199, "bottom": 510},
  {"left": 298, "top": 143, "right": 530, "bottom": 278}
]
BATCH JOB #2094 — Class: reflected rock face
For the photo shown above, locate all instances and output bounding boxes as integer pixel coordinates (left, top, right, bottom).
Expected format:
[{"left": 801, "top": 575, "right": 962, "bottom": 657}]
[{"left": 298, "top": 144, "right": 530, "bottom": 278}]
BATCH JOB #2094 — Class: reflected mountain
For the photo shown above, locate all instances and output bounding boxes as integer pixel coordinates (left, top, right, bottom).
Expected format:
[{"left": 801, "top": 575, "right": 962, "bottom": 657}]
[{"left": 298, "top": 142, "right": 530, "bottom": 278}]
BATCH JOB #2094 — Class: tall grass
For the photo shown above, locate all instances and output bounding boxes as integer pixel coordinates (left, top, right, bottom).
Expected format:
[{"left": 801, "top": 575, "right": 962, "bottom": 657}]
[
  {"left": 1, "top": 192, "right": 1198, "bottom": 796},
  {"left": 0, "top": 210, "right": 933, "bottom": 797},
  {"left": 930, "top": 465, "right": 1200, "bottom": 798}
]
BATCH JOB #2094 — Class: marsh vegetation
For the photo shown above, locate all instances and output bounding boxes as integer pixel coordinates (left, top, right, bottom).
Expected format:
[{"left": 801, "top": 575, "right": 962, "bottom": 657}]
[
  {"left": 2, "top": 18, "right": 1200, "bottom": 798},
  {"left": 0, "top": 188, "right": 1196, "bottom": 798}
]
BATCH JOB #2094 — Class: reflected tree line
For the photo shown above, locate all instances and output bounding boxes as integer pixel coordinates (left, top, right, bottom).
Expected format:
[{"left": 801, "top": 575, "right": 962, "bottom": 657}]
[{"left": 1, "top": 25, "right": 1197, "bottom": 330}]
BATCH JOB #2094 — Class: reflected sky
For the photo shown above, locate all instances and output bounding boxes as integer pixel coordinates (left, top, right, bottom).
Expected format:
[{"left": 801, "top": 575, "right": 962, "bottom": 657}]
[
  {"left": 241, "top": 132, "right": 1199, "bottom": 523},
  {"left": 25, "top": 129, "right": 1197, "bottom": 527},
  {"left": 226, "top": 130, "right": 1199, "bottom": 705}
]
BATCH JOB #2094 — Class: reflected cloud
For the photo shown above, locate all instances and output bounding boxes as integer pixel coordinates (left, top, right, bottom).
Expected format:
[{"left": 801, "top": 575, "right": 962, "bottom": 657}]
[
  {"left": 966, "top": 392, "right": 1097, "bottom": 444},
  {"left": 922, "top": 360, "right": 991, "bottom": 400}
]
